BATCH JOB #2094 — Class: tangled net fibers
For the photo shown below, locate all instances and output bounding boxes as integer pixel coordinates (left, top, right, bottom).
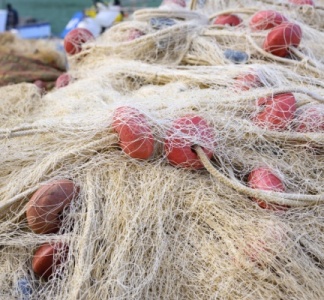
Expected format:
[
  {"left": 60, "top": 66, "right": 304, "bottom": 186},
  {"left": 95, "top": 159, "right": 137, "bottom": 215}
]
[
  {"left": 1, "top": 0, "right": 324, "bottom": 299},
  {"left": 0, "top": 32, "right": 66, "bottom": 72}
]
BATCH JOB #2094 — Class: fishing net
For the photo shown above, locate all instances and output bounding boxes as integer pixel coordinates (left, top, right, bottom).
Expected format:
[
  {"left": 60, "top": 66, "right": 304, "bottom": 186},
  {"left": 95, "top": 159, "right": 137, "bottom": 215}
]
[
  {"left": 0, "top": 0, "right": 324, "bottom": 299},
  {"left": 0, "top": 32, "right": 66, "bottom": 71},
  {"left": 0, "top": 33, "right": 66, "bottom": 89}
]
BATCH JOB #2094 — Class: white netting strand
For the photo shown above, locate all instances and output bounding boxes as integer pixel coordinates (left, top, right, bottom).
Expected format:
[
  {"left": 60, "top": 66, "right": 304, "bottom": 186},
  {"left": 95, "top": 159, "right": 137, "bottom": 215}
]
[{"left": 1, "top": 0, "right": 324, "bottom": 299}]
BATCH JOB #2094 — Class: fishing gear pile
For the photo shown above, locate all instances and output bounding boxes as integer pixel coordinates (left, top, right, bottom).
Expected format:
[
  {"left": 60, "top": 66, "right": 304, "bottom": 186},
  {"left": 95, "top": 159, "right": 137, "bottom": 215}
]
[{"left": 0, "top": 0, "right": 324, "bottom": 299}]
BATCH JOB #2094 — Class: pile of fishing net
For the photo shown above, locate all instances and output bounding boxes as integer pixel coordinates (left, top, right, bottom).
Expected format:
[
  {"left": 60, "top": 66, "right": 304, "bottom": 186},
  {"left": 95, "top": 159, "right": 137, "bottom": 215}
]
[
  {"left": 0, "top": 0, "right": 324, "bottom": 299},
  {"left": 0, "top": 32, "right": 65, "bottom": 89}
]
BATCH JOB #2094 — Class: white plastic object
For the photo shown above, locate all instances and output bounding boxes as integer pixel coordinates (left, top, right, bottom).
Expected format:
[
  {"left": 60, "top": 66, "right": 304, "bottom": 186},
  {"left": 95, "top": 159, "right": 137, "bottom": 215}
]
[{"left": 77, "top": 17, "right": 101, "bottom": 38}]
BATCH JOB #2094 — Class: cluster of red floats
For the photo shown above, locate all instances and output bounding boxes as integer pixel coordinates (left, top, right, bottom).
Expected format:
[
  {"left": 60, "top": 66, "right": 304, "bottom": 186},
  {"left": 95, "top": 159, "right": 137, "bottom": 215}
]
[
  {"left": 214, "top": 9, "right": 302, "bottom": 58},
  {"left": 112, "top": 101, "right": 323, "bottom": 212},
  {"left": 33, "top": 27, "right": 88, "bottom": 91},
  {"left": 60, "top": 7, "right": 304, "bottom": 64},
  {"left": 126, "top": 9, "right": 303, "bottom": 57},
  {"left": 52, "top": 27, "right": 96, "bottom": 89},
  {"left": 59, "top": 10, "right": 322, "bottom": 215},
  {"left": 23, "top": 0, "right": 317, "bottom": 277},
  {"left": 235, "top": 74, "right": 324, "bottom": 134},
  {"left": 112, "top": 107, "right": 215, "bottom": 166},
  {"left": 26, "top": 179, "right": 79, "bottom": 280},
  {"left": 217, "top": 8, "right": 322, "bottom": 212}
]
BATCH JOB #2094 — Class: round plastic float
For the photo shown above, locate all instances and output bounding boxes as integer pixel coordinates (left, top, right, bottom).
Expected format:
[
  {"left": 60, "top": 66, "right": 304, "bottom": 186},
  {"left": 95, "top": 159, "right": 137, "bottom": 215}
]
[
  {"left": 26, "top": 179, "right": 79, "bottom": 234},
  {"left": 235, "top": 72, "right": 263, "bottom": 91},
  {"left": 248, "top": 167, "right": 288, "bottom": 211},
  {"left": 250, "top": 10, "right": 288, "bottom": 31},
  {"left": 32, "top": 243, "right": 68, "bottom": 280},
  {"left": 213, "top": 14, "right": 242, "bottom": 26},
  {"left": 164, "top": 115, "right": 215, "bottom": 169},
  {"left": 64, "top": 28, "right": 94, "bottom": 55},
  {"left": 55, "top": 73, "right": 72, "bottom": 89},
  {"left": 112, "top": 106, "right": 155, "bottom": 160},
  {"left": 294, "top": 104, "right": 324, "bottom": 132},
  {"left": 288, "top": 0, "right": 314, "bottom": 5},
  {"left": 263, "top": 22, "right": 302, "bottom": 57},
  {"left": 253, "top": 93, "right": 296, "bottom": 131}
]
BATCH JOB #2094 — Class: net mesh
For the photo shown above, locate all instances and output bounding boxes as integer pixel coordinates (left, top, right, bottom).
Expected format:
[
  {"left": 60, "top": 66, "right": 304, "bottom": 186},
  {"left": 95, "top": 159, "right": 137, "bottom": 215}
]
[{"left": 1, "top": 0, "right": 324, "bottom": 299}]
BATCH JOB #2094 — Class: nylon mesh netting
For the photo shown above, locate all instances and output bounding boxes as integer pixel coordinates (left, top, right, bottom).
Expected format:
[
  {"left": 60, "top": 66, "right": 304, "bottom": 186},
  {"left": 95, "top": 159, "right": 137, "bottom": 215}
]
[{"left": 0, "top": 0, "right": 324, "bottom": 299}]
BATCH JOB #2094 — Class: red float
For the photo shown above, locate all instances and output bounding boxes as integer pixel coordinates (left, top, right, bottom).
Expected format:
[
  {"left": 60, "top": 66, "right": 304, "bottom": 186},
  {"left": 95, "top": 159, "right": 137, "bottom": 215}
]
[
  {"left": 288, "top": 0, "right": 314, "bottom": 5},
  {"left": 112, "top": 106, "right": 154, "bottom": 159},
  {"left": 55, "top": 73, "right": 72, "bottom": 89},
  {"left": 294, "top": 104, "right": 324, "bottom": 132},
  {"left": 249, "top": 10, "right": 288, "bottom": 31},
  {"left": 248, "top": 167, "right": 288, "bottom": 211},
  {"left": 235, "top": 72, "right": 263, "bottom": 91},
  {"left": 164, "top": 115, "right": 215, "bottom": 169},
  {"left": 32, "top": 243, "right": 68, "bottom": 280},
  {"left": 213, "top": 14, "right": 242, "bottom": 26},
  {"left": 26, "top": 179, "right": 79, "bottom": 234},
  {"left": 253, "top": 93, "right": 296, "bottom": 131},
  {"left": 64, "top": 28, "right": 94, "bottom": 55},
  {"left": 243, "top": 222, "right": 287, "bottom": 264},
  {"left": 128, "top": 29, "right": 145, "bottom": 41},
  {"left": 243, "top": 239, "right": 267, "bottom": 264},
  {"left": 34, "top": 80, "right": 46, "bottom": 90},
  {"left": 263, "top": 22, "right": 302, "bottom": 57}
]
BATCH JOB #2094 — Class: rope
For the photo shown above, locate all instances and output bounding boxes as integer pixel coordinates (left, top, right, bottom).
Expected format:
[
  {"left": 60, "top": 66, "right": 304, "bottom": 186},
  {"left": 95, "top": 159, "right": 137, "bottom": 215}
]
[
  {"left": 190, "top": 0, "right": 197, "bottom": 11},
  {"left": 0, "top": 129, "right": 50, "bottom": 139},
  {"left": 194, "top": 145, "right": 323, "bottom": 207},
  {"left": 289, "top": 47, "right": 324, "bottom": 72},
  {"left": 208, "top": 7, "right": 259, "bottom": 20},
  {"left": 201, "top": 28, "right": 324, "bottom": 77},
  {"left": 246, "top": 35, "right": 324, "bottom": 77},
  {"left": 132, "top": 8, "right": 202, "bottom": 22},
  {"left": 0, "top": 186, "right": 40, "bottom": 218},
  {"left": 258, "top": 87, "right": 324, "bottom": 103}
]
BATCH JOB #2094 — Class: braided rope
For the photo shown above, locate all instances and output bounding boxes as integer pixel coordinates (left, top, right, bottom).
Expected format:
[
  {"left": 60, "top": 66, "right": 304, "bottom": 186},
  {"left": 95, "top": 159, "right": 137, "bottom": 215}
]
[{"left": 194, "top": 145, "right": 323, "bottom": 207}]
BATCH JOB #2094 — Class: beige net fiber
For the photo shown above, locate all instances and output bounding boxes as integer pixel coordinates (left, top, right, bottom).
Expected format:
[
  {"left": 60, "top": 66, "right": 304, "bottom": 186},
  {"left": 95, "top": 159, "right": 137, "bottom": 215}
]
[{"left": 1, "top": 0, "right": 324, "bottom": 299}]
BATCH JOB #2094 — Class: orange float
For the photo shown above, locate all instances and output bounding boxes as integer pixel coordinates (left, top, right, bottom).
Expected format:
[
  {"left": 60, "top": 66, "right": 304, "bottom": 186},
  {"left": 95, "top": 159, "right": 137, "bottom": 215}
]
[
  {"left": 213, "top": 14, "right": 242, "bottom": 26},
  {"left": 128, "top": 29, "right": 145, "bottom": 41},
  {"left": 112, "top": 106, "right": 154, "bottom": 160},
  {"left": 253, "top": 93, "right": 296, "bottom": 131},
  {"left": 263, "top": 22, "right": 302, "bottom": 57},
  {"left": 32, "top": 243, "right": 68, "bottom": 280},
  {"left": 235, "top": 72, "right": 263, "bottom": 91},
  {"left": 26, "top": 179, "right": 79, "bottom": 234},
  {"left": 64, "top": 28, "right": 94, "bottom": 55},
  {"left": 250, "top": 10, "right": 288, "bottom": 31},
  {"left": 164, "top": 115, "right": 215, "bottom": 169},
  {"left": 55, "top": 73, "right": 71, "bottom": 89},
  {"left": 243, "top": 223, "right": 287, "bottom": 264},
  {"left": 34, "top": 80, "right": 46, "bottom": 90},
  {"left": 288, "top": 0, "right": 314, "bottom": 5},
  {"left": 248, "top": 167, "right": 288, "bottom": 211},
  {"left": 294, "top": 104, "right": 324, "bottom": 133}
]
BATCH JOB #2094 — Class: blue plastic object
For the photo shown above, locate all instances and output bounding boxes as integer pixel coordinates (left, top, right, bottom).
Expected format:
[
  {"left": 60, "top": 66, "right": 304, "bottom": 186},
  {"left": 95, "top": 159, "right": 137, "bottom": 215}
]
[
  {"left": 60, "top": 11, "right": 85, "bottom": 38},
  {"left": 17, "top": 278, "right": 33, "bottom": 299},
  {"left": 149, "top": 17, "right": 176, "bottom": 30},
  {"left": 224, "top": 49, "right": 249, "bottom": 64}
]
